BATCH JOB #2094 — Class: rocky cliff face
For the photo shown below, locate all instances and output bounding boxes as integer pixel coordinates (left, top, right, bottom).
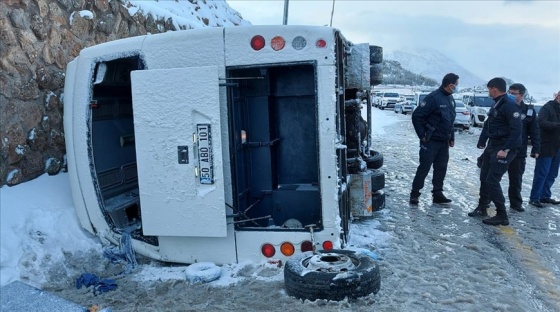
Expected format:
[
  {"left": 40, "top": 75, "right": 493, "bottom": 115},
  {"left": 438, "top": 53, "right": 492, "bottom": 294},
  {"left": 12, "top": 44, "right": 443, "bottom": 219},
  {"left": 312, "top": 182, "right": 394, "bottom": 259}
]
[{"left": 0, "top": 0, "right": 245, "bottom": 187}]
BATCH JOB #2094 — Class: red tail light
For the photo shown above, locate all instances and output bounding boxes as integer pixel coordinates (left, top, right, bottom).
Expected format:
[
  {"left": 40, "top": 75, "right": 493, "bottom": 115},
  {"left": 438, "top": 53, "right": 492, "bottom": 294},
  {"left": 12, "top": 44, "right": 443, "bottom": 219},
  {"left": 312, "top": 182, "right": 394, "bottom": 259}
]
[
  {"left": 251, "top": 35, "right": 265, "bottom": 51},
  {"left": 261, "top": 244, "right": 275, "bottom": 257},
  {"left": 322, "top": 241, "right": 333, "bottom": 250},
  {"left": 271, "top": 36, "right": 285, "bottom": 51},
  {"left": 301, "top": 241, "right": 313, "bottom": 252},
  {"left": 316, "top": 39, "right": 327, "bottom": 48},
  {"left": 462, "top": 111, "right": 470, "bottom": 115}
]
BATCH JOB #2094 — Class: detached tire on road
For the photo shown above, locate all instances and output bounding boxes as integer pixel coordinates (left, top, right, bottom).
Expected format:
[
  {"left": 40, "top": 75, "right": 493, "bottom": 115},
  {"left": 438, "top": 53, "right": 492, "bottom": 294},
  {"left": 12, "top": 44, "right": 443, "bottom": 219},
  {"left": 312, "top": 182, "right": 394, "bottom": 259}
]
[{"left": 284, "top": 249, "right": 380, "bottom": 301}]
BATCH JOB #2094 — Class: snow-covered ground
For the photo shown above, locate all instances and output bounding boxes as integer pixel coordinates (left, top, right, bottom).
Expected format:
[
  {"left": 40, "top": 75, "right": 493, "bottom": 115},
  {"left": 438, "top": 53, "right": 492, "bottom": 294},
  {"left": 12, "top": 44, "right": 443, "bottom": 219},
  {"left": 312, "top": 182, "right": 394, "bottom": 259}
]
[{"left": 2, "top": 105, "right": 559, "bottom": 311}]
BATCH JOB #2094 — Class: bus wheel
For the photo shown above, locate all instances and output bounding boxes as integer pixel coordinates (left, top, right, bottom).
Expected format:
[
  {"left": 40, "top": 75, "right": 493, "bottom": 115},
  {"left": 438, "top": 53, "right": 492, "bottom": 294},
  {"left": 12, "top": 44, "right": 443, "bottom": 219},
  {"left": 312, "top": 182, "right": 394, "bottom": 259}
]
[
  {"left": 364, "top": 150, "right": 383, "bottom": 169},
  {"left": 370, "top": 169, "right": 385, "bottom": 192},
  {"left": 284, "top": 250, "right": 380, "bottom": 301},
  {"left": 372, "top": 191, "right": 386, "bottom": 211},
  {"left": 369, "top": 45, "right": 383, "bottom": 64}
]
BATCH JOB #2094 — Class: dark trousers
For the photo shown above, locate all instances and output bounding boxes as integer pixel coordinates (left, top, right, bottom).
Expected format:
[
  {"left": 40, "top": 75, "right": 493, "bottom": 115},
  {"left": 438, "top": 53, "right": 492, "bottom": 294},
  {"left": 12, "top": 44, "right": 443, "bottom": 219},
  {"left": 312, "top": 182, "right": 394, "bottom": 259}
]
[
  {"left": 412, "top": 140, "right": 449, "bottom": 193},
  {"left": 507, "top": 157, "right": 526, "bottom": 209},
  {"left": 479, "top": 147, "right": 518, "bottom": 210},
  {"left": 530, "top": 149, "right": 560, "bottom": 201}
]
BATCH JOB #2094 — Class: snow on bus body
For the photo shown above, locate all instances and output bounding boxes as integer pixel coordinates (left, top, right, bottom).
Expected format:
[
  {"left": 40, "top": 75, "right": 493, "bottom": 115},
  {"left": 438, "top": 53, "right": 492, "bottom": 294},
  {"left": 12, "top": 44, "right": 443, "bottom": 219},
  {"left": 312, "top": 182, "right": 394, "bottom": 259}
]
[{"left": 64, "top": 25, "right": 357, "bottom": 265}]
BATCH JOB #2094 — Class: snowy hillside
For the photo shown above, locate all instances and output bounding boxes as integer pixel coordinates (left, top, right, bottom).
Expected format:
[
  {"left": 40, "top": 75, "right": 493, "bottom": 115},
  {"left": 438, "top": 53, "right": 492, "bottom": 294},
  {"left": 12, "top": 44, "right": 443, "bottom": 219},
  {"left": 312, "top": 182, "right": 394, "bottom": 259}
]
[
  {"left": 380, "top": 60, "right": 438, "bottom": 87},
  {"left": 386, "top": 48, "right": 486, "bottom": 88},
  {"left": 124, "top": 0, "right": 250, "bottom": 28}
]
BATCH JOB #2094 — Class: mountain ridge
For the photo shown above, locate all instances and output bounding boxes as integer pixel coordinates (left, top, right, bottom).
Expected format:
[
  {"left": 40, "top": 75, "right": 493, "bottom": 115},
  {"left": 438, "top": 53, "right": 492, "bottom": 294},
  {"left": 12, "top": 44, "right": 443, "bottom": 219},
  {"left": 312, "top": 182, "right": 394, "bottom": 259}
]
[{"left": 385, "top": 48, "right": 486, "bottom": 88}]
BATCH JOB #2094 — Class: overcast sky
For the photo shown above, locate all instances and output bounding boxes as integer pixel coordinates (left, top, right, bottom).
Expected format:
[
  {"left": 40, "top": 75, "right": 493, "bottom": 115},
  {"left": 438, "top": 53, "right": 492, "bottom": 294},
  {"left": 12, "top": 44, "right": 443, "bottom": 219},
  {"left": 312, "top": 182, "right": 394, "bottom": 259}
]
[{"left": 228, "top": 0, "right": 560, "bottom": 98}]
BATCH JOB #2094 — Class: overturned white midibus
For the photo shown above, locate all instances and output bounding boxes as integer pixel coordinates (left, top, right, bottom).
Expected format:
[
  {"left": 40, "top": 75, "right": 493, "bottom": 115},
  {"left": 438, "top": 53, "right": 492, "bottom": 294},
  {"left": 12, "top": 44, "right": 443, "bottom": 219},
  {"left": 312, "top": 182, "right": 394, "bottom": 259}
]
[{"left": 63, "top": 25, "right": 385, "bottom": 265}]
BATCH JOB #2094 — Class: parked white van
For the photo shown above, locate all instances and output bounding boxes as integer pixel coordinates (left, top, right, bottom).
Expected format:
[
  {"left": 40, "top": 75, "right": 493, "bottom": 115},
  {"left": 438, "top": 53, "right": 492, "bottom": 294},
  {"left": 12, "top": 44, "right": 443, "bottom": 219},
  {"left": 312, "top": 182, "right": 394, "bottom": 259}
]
[
  {"left": 63, "top": 26, "right": 386, "bottom": 267},
  {"left": 411, "top": 91, "right": 432, "bottom": 112},
  {"left": 462, "top": 92, "right": 494, "bottom": 127}
]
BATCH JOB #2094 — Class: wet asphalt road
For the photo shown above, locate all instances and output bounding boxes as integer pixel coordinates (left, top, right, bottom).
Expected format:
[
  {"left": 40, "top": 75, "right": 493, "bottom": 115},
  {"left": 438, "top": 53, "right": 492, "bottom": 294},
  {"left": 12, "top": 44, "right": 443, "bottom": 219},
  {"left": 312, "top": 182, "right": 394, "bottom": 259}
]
[{"left": 364, "top": 108, "right": 560, "bottom": 311}]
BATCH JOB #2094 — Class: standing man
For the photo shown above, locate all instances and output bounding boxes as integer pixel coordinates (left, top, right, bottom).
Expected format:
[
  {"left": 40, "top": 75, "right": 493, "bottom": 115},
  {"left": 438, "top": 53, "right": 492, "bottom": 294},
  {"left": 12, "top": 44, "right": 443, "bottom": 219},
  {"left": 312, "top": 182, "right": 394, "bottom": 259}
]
[
  {"left": 529, "top": 90, "right": 560, "bottom": 207},
  {"left": 505, "top": 83, "right": 540, "bottom": 212},
  {"left": 410, "top": 73, "right": 458, "bottom": 205},
  {"left": 468, "top": 77, "right": 522, "bottom": 226}
]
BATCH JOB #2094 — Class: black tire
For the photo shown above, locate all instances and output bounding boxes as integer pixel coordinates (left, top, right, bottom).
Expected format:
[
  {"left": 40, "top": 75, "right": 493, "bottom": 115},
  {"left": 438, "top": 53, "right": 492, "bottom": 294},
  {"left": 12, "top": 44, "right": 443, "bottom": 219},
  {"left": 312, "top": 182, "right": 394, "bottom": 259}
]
[
  {"left": 370, "top": 169, "right": 385, "bottom": 192},
  {"left": 365, "top": 150, "right": 383, "bottom": 169},
  {"left": 284, "top": 249, "right": 380, "bottom": 301},
  {"left": 372, "top": 191, "right": 385, "bottom": 211},
  {"left": 370, "top": 64, "right": 382, "bottom": 86},
  {"left": 369, "top": 45, "right": 383, "bottom": 64}
]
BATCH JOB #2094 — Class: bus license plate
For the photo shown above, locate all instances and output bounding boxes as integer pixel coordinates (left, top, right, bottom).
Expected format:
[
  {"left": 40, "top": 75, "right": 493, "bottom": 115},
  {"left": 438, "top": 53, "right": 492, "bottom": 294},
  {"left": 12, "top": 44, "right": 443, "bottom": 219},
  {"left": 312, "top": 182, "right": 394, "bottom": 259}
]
[{"left": 196, "top": 124, "right": 213, "bottom": 184}]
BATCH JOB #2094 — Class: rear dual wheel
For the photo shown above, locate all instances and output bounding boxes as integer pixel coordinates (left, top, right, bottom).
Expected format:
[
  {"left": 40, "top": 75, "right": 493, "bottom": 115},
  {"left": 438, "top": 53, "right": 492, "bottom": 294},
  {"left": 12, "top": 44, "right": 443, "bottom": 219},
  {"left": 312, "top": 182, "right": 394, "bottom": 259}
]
[
  {"left": 364, "top": 150, "right": 383, "bottom": 169},
  {"left": 370, "top": 64, "right": 382, "bottom": 86},
  {"left": 369, "top": 46, "right": 383, "bottom": 64}
]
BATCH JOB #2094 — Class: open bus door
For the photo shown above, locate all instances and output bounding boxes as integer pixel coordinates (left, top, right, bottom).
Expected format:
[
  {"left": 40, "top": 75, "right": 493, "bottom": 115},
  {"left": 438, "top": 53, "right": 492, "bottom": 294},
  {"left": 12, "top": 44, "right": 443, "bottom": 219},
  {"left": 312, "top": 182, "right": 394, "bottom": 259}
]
[{"left": 130, "top": 66, "right": 228, "bottom": 238}]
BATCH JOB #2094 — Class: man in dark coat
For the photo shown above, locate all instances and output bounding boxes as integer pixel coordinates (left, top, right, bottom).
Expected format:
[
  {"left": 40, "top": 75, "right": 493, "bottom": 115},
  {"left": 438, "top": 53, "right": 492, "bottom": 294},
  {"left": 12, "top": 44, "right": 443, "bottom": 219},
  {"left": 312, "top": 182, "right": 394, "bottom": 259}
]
[
  {"left": 529, "top": 91, "right": 560, "bottom": 207},
  {"left": 468, "top": 78, "right": 522, "bottom": 226},
  {"left": 504, "top": 83, "right": 540, "bottom": 212},
  {"left": 409, "top": 73, "right": 458, "bottom": 205}
]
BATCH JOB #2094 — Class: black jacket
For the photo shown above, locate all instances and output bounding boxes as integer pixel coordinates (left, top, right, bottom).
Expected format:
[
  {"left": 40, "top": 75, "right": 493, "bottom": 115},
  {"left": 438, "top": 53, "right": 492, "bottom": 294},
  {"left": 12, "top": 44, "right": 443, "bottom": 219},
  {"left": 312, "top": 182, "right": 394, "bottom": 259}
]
[
  {"left": 478, "top": 94, "right": 522, "bottom": 151},
  {"left": 537, "top": 100, "right": 560, "bottom": 157},
  {"left": 412, "top": 87, "right": 456, "bottom": 142},
  {"left": 516, "top": 101, "right": 540, "bottom": 158}
]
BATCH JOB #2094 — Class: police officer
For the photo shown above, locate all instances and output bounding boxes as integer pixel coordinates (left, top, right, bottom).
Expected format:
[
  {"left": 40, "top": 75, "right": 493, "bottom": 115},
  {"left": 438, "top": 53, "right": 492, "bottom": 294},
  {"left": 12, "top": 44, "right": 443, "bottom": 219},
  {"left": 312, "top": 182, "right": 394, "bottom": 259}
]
[
  {"left": 505, "top": 83, "right": 540, "bottom": 211},
  {"left": 410, "top": 73, "right": 458, "bottom": 205},
  {"left": 468, "top": 78, "right": 522, "bottom": 226}
]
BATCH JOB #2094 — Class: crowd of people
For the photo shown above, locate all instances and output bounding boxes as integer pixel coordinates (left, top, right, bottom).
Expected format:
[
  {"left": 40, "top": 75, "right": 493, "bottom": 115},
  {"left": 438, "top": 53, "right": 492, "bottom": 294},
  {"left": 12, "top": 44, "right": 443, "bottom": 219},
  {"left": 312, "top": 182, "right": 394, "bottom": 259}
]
[{"left": 408, "top": 74, "right": 560, "bottom": 226}]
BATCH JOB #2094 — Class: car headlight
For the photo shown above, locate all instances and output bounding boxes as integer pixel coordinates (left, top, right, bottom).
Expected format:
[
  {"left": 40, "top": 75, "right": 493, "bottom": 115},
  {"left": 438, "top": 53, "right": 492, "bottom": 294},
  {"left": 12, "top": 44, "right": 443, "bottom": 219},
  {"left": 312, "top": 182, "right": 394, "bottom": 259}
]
[{"left": 476, "top": 108, "right": 488, "bottom": 114}]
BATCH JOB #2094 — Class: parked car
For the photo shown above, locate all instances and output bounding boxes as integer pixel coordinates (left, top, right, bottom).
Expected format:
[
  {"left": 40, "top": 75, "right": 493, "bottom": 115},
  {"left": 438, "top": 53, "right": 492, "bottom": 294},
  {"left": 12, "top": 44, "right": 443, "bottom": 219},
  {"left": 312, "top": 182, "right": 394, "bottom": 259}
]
[
  {"left": 463, "top": 92, "right": 494, "bottom": 127},
  {"left": 394, "top": 96, "right": 415, "bottom": 115},
  {"left": 411, "top": 91, "right": 431, "bottom": 112},
  {"left": 379, "top": 92, "right": 400, "bottom": 110},
  {"left": 454, "top": 100, "right": 470, "bottom": 130},
  {"left": 371, "top": 91, "right": 383, "bottom": 107}
]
